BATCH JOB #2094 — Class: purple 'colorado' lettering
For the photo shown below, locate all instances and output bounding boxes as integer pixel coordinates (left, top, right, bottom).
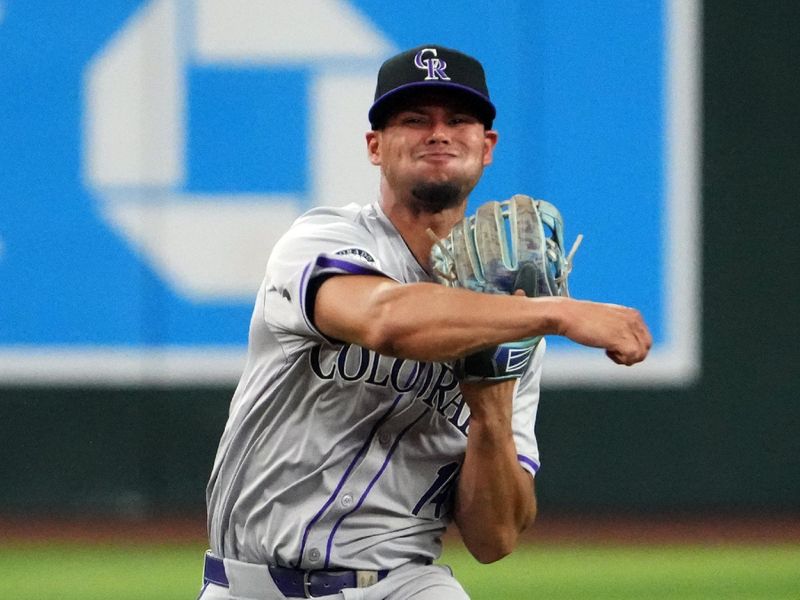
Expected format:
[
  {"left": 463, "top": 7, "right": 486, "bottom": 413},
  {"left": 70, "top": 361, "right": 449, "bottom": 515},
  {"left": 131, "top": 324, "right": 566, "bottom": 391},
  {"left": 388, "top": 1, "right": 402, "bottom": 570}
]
[
  {"left": 307, "top": 345, "right": 469, "bottom": 436},
  {"left": 365, "top": 352, "right": 389, "bottom": 386},
  {"left": 390, "top": 359, "right": 422, "bottom": 393},
  {"left": 440, "top": 393, "right": 470, "bottom": 435},
  {"left": 337, "top": 345, "right": 371, "bottom": 381},
  {"left": 311, "top": 345, "right": 433, "bottom": 396},
  {"left": 419, "top": 364, "right": 459, "bottom": 409},
  {"left": 309, "top": 345, "right": 336, "bottom": 380},
  {"left": 412, "top": 363, "right": 436, "bottom": 399}
]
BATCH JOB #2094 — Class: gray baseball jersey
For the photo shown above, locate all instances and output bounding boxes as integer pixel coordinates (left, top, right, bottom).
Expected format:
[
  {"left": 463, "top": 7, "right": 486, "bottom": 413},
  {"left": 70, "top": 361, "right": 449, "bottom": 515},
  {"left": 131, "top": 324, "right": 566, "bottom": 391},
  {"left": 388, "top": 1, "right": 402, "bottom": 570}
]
[{"left": 206, "top": 201, "right": 543, "bottom": 572}]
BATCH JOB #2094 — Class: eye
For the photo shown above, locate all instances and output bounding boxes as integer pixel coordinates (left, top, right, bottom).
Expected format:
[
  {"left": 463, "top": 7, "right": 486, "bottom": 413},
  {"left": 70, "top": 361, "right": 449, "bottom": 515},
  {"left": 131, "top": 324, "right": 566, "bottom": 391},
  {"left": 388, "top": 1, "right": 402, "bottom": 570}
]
[
  {"left": 450, "top": 114, "right": 477, "bottom": 126},
  {"left": 400, "top": 114, "right": 427, "bottom": 126}
]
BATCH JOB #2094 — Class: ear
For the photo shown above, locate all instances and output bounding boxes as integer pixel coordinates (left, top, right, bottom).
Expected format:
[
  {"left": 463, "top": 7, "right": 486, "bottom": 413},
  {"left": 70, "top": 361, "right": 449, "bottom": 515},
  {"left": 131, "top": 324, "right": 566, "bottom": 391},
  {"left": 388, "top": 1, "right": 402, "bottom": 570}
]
[
  {"left": 366, "top": 131, "right": 382, "bottom": 166},
  {"left": 482, "top": 130, "right": 498, "bottom": 166}
]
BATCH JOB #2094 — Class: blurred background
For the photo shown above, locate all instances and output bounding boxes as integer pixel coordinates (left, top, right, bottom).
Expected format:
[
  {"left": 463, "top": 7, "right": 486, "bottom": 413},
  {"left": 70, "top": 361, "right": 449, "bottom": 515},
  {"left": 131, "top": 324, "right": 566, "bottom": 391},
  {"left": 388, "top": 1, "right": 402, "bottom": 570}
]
[{"left": 1, "top": 1, "right": 798, "bottom": 598}]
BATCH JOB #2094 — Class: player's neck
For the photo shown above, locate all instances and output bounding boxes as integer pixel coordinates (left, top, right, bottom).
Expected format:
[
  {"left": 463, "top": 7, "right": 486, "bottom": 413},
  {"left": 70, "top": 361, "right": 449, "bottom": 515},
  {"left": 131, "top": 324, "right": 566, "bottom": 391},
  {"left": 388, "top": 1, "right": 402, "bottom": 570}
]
[{"left": 380, "top": 186, "right": 467, "bottom": 269}]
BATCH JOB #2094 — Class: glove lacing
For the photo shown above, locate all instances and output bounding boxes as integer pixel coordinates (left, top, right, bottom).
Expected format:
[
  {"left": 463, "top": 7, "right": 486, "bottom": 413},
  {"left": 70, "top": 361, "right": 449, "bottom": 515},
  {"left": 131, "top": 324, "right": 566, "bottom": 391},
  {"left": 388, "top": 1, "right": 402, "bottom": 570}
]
[
  {"left": 553, "top": 233, "right": 584, "bottom": 289},
  {"left": 425, "top": 228, "right": 459, "bottom": 283}
]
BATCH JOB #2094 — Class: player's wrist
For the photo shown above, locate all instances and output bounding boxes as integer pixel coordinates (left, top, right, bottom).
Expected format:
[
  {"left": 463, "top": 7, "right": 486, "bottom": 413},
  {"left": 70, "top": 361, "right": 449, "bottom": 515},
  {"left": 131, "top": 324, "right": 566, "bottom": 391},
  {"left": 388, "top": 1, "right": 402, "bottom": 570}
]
[
  {"left": 459, "top": 380, "right": 515, "bottom": 421},
  {"left": 529, "top": 295, "right": 570, "bottom": 337}
]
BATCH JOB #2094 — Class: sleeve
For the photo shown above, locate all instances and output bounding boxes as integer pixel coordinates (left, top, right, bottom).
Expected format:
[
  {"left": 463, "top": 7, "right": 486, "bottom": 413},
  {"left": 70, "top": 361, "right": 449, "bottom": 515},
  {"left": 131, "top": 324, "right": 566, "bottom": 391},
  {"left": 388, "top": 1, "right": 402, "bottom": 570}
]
[
  {"left": 261, "top": 207, "right": 395, "bottom": 352},
  {"left": 511, "top": 338, "right": 545, "bottom": 480}
]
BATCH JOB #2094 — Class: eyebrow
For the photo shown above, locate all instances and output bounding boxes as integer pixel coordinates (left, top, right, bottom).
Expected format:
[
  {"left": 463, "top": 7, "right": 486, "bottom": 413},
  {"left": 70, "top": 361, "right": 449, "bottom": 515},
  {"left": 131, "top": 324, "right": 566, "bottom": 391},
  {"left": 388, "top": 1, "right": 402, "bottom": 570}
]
[{"left": 397, "top": 104, "right": 478, "bottom": 116}]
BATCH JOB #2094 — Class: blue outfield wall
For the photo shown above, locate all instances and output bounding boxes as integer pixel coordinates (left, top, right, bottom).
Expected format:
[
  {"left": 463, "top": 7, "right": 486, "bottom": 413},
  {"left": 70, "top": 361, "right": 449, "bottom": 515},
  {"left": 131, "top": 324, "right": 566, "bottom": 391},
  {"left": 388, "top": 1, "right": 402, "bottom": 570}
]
[{"left": 0, "top": 0, "right": 695, "bottom": 386}]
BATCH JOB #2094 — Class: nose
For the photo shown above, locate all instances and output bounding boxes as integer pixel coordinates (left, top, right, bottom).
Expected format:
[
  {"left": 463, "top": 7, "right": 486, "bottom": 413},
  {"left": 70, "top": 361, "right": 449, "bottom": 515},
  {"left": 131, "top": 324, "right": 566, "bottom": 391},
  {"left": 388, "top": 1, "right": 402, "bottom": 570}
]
[{"left": 426, "top": 119, "right": 451, "bottom": 144}]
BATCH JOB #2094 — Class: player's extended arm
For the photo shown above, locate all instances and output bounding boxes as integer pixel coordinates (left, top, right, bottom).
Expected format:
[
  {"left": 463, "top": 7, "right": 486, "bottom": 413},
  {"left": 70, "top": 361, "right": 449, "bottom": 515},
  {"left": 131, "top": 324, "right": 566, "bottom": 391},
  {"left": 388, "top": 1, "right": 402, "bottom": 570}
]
[
  {"left": 314, "top": 275, "right": 651, "bottom": 365},
  {"left": 453, "top": 380, "right": 536, "bottom": 563}
]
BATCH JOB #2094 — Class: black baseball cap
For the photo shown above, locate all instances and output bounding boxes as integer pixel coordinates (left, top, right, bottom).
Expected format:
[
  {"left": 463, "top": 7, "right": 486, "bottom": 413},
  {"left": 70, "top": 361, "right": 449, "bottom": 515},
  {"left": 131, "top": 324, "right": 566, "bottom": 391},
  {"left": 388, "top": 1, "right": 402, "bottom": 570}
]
[{"left": 368, "top": 45, "right": 496, "bottom": 130}]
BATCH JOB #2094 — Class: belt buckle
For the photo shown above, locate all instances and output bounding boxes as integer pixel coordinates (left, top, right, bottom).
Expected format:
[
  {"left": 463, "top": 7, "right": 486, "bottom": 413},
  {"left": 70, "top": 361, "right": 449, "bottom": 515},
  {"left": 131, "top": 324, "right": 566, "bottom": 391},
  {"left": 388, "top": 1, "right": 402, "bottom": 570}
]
[
  {"left": 302, "top": 571, "right": 314, "bottom": 598},
  {"left": 356, "top": 570, "right": 379, "bottom": 588}
]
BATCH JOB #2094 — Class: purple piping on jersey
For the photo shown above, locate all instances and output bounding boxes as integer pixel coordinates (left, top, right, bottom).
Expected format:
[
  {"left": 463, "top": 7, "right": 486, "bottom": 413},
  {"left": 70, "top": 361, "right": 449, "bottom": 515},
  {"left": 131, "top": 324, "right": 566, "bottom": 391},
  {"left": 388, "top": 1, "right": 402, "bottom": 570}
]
[
  {"left": 323, "top": 408, "right": 428, "bottom": 568},
  {"left": 314, "top": 255, "right": 383, "bottom": 276},
  {"left": 295, "top": 393, "right": 404, "bottom": 568},
  {"left": 517, "top": 454, "right": 540, "bottom": 473}
]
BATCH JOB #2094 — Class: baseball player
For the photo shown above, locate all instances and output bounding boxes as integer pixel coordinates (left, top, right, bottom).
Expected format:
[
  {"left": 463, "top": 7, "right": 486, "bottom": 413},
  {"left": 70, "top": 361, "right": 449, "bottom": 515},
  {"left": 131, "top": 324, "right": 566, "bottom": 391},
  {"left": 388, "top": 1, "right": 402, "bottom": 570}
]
[{"left": 199, "top": 45, "right": 651, "bottom": 600}]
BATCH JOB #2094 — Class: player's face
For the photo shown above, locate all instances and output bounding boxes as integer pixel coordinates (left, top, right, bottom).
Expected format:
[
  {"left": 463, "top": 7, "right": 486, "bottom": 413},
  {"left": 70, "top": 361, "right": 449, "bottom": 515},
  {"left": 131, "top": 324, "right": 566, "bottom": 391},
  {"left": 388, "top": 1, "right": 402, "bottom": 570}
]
[{"left": 367, "top": 95, "right": 497, "bottom": 212}]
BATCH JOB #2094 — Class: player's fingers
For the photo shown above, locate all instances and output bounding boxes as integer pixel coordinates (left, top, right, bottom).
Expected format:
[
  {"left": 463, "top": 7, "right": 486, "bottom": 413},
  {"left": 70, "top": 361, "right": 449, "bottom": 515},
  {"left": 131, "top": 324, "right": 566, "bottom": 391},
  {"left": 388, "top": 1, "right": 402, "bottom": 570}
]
[
  {"left": 621, "top": 309, "right": 651, "bottom": 364},
  {"left": 632, "top": 313, "right": 653, "bottom": 358},
  {"left": 642, "top": 321, "right": 654, "bottom": 350},
  {"left": 606, "top": 349, "right": 626, "bottom": 365},
  {"left": 624, "top": 336, "right": 649, "bottom": 365},
  {"left": 608, "top": 332, "right": 648, "bottom": 365},
  {"left": 611, "top": 349, "right": 641, "bottom": 366}
]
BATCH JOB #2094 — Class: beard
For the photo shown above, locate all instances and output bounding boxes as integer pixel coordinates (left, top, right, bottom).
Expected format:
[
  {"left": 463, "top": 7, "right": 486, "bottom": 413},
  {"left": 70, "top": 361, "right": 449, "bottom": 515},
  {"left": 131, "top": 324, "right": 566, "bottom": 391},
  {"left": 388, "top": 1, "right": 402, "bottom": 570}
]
[{"left": 409, "top": 181, "right": 463, "bottom": 214}]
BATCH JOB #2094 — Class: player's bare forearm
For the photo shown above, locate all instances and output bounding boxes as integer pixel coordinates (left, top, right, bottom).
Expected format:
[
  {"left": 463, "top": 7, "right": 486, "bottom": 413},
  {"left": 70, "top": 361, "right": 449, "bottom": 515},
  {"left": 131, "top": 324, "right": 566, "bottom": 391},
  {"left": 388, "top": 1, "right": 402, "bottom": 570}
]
[
  {"left": 453, "top": 381, "right": 537, "bottom": 563},
  {"left": 366, "top": 283, "right": 560, "bottom": 361},
  {"left": 314, "top": 275, "right": 652, "bottom": 365},
  {"left": 315, "top": 275, "right": 560, "bottom": 361}
]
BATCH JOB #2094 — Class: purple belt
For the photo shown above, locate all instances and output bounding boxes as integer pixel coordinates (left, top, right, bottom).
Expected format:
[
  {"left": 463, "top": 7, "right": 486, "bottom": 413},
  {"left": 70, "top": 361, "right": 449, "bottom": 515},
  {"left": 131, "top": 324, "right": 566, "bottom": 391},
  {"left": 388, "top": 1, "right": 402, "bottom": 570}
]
[{"left": 203, "top": 552, "right": 390, "bottom": 598}]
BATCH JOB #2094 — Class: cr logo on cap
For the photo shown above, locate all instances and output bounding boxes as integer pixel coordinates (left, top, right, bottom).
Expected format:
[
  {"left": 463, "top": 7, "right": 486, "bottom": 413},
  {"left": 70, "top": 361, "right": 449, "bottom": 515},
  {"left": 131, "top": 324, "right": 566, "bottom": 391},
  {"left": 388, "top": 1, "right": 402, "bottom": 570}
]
[{"left": 414, "top": 48, "right": 451, "bottom": 81}]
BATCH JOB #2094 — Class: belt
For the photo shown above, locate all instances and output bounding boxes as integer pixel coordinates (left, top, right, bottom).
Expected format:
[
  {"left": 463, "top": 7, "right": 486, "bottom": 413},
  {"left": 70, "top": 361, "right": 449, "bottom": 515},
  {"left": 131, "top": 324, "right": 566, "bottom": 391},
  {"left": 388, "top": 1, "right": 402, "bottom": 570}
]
[{"left": 203, "top": 552, "right": 389, "bottom": 598}]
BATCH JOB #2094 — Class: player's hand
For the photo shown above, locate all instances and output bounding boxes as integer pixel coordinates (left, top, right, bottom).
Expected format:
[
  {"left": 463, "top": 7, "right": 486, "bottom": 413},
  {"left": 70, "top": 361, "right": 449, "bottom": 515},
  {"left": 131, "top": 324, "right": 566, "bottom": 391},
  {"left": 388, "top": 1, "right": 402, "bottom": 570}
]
[{"left": 556, "top": 299, "right": 652, "bottom": 365}]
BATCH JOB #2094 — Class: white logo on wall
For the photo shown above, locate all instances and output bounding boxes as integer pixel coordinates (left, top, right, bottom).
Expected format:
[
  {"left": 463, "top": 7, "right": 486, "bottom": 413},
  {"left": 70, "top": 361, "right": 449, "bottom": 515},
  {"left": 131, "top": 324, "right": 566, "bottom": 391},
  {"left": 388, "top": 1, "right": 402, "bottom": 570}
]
[{"left": 84, "top": 0, "right": 395, "bottom": 301}]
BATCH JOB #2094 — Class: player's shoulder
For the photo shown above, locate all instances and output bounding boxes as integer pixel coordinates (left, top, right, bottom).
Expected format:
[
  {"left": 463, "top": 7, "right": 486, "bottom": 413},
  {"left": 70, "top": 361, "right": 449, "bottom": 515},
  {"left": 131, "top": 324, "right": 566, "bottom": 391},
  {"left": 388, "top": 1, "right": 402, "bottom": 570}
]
[
  {"left": 282, "top": 202, "right": 380, "bottom": 245},
  {"left": 294, "top": 203, "right": 374, "bottom": 228},
  {"left": 269, "top": 202, "right": 379, "bottom": 261}
]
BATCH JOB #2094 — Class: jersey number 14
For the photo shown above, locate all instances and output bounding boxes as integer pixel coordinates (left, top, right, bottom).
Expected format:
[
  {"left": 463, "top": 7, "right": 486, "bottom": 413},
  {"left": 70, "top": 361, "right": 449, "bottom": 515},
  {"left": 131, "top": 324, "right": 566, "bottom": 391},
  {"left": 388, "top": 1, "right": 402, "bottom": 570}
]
[{"left": 411, "top": 462, "right": 460, "bottom": 519}]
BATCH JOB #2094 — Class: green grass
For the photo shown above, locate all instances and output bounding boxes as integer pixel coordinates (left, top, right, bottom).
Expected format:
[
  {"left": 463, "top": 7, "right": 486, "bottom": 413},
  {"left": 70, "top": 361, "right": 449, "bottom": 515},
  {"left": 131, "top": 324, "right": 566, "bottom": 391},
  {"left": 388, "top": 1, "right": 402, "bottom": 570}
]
[
  {"left": 1, "top": 542, "right": 798, "bottom": 599},
  {"left": 444, "top": 544, "right": 800, "bottom": 600}
]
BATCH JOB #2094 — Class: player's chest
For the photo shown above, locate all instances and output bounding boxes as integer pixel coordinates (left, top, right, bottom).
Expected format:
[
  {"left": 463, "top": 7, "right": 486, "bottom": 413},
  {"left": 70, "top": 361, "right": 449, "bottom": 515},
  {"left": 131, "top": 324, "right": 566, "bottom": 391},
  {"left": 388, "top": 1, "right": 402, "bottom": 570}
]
[{"left": 307, "top": 343, "right": 470, "bottom": 438}]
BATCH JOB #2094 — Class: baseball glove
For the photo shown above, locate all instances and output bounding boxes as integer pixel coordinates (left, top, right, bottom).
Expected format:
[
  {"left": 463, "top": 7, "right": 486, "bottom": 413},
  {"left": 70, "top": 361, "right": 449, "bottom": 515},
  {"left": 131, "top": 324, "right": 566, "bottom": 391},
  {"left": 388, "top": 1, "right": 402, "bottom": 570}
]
[{"left": 429, "top": 194, "right": 582, "bottom": 381}]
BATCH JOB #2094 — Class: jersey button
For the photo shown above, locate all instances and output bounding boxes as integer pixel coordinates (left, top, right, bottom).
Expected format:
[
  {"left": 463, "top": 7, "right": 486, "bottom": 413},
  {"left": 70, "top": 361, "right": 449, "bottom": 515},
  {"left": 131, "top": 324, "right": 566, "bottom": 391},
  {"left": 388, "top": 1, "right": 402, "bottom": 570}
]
[
  {"left": 308, "top": 548, "right": 321, "bottom": 563},
  {"left": 378, "top": 432, "right": 391, "bottom": 447},
  {"left": 341, "top": 493, "right": 354, "bottom": 508}
]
